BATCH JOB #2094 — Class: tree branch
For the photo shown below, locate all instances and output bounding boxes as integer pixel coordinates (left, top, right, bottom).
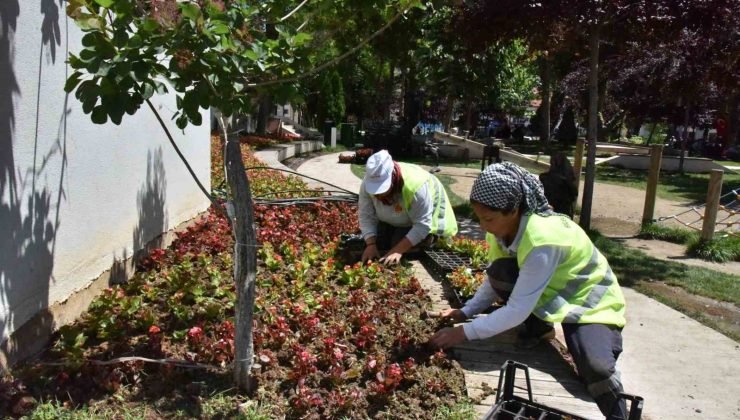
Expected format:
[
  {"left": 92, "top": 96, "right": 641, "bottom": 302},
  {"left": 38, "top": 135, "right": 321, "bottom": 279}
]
[
  {"left": 280, "top": 0, "right": 310, "bottom": 22},
  {"left": 247, "top": 7, "right": 409, "bottom": 88},
  {"left": 145, "top": 99, "right": 224, "bottom": 214}
]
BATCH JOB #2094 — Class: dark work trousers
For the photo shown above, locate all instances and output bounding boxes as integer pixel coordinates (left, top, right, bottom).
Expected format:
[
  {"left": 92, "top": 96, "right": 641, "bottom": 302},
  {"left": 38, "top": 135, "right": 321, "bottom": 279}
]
[
  {"left": 487, "top": 258, "right": 628, "bottom": 419},
  {"left": 486, "top": 258, "right": 554, "bottom": 338},
  {"left": 375, "top": 222, "right": 435, "bottom": 255},
  {"left": 563, "top": 323, "right": 627, "bottom": 419}
]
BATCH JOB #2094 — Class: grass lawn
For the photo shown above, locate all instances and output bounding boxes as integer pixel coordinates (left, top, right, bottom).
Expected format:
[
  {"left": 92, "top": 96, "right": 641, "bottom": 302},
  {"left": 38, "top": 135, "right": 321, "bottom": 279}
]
[
  {"left": 592, "top": 231, "right": 740, "bottom": 341},
  {"left": 594, "top": 165, "right": 740, "bottom": 203},
  {"left": 715, "top": 160, "right": 740, "bottom": 168}
]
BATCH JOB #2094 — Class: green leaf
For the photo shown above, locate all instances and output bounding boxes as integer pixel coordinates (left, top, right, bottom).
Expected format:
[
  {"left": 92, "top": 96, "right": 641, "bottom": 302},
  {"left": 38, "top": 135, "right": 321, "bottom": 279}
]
[
  {"left": 64, "top": 72, "right": 83, "bottom": 93},
  {"left": 92, "top": 106, "right": 108, "bottom": 124},
  {"left": 176, "top": 113, "right": 189, "bottom": 130},
  {"left": 210, "top": 22, "right": 230, "bottom": 35},
  {"left": 141, "top": 82, "right": 155, "bottom": 100},
  {"left": 182, "top": 90, "right": 199, "bottom": 116},
  {"left": 141, "top": 18, "right": 159, "bottom": 32},
  {"left": 81, "top": 33, "right": 98, "bottom": 48},
  {"left": 132, "top": 61, "right": 150, "bottom": 81},
  {"left": 93, "top": 0, "right": 114, "bottom": 7},
  {"left": 79, "top": 48, "right": 97, "bottom": 61},
  {"left": 292, "top": 32, "right": 313, "bottom": 46},
  {"left": 244, "top": 50, "right": 258, "bottom": 62},
  {"left": 189, "top": 110, "right": 203, "bottom": 126},
  {"left": 180, "top": 3, "right": 201, "bottom": 22}
]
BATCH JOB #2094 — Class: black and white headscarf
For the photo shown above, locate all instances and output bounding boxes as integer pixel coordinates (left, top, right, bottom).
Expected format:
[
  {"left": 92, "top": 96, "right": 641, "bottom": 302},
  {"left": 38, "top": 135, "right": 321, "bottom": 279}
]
[{"left": 470, "top": 162, "right": 551, "bottom": 215}]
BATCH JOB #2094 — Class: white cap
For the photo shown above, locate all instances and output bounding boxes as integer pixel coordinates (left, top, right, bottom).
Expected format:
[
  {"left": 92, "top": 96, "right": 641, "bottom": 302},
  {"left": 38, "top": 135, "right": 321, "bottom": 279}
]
[{"left": 363, "top": 150, "right": 394, "bottom": 195}]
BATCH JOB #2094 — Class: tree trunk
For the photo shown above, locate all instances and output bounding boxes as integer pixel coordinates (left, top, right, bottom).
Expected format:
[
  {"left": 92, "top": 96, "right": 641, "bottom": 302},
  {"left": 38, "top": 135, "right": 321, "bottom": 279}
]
[
  {"left": 579, "top": 26, "right": 600, "bottom": 231},
  {"left": 464, "top": 97, "right": 474, "bottom": 137},
  {"left": 679, "top": 100, "right": 690, "bottom": 173},
  {"left": 444, "top": 93, "right": 455, "bottom": 132},
  {"left": 383, "top": 61, "right": 395, "bottom": 121},
  {"left": 541, "top": 58, "right": 552, "bottom": 147},
  {"left": 597, "top": 77, "right": 608, "bottom": 142},
  {"left": 256, "top": 94, "right": 273, "bottom": 134},
  {"left": 225, "top": 135, "right": 258, "bottom": 393},
  {"left": 646, "top": 121, "right": 657, "bottom": 145}
]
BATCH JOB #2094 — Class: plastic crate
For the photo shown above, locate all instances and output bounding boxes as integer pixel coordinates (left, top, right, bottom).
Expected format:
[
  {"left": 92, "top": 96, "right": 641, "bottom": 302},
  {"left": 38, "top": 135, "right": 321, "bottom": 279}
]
[{"left": 483, "top": 360, "right": 644, "bottom": 420}]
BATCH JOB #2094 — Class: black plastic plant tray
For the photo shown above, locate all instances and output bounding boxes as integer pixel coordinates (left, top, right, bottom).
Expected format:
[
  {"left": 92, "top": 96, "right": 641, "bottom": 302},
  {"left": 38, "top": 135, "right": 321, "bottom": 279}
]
[
  {"left": 484, "top": 361, "right": 644, "bottom": 420},
  {"left": 423, "top": 249, "right": 473, "bottom": 273},
  {"left": 484, "top": 396, "right": 586, "bottom": 420}
]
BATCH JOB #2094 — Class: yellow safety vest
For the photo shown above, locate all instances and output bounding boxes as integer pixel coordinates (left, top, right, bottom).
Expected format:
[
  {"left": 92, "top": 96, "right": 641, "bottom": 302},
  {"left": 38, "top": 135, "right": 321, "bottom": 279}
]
[
  {"left": 398, "top": 162, "right": 458, "bottom": 237},
  {"left": 486, "top": 214, "right": 626, "bottom": 326}
]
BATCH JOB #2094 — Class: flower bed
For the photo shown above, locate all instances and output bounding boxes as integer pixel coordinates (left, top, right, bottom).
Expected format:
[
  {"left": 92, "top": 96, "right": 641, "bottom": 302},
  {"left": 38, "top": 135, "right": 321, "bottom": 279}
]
[{"left": 1, "top": 138, "right": 468, "bottom": 418}]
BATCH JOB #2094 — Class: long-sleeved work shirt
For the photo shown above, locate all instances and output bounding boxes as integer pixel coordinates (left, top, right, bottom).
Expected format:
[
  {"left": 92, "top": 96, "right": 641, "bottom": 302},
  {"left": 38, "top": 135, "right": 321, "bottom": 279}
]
[
  {"left": 358, "top": 179, "right": 434, "bottom": 246},
  {"left": 461, "top": 215, "right": 564, "bottom": 340}
]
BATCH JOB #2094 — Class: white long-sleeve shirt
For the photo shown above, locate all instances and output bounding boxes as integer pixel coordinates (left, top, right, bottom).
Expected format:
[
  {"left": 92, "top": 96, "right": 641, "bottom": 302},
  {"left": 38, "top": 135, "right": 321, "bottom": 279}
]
[
  {"left": 358, "top": 179, "right": 434, "bottom": 246},
  {"left": 461, "top": 216, "right": 564, "bottom": 340}
]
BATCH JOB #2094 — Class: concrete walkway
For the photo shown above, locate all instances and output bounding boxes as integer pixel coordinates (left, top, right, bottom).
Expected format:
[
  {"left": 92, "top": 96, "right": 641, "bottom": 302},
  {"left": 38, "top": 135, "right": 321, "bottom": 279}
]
[{"left": 291, "top": 152, "right": 740, "bottom": 419}]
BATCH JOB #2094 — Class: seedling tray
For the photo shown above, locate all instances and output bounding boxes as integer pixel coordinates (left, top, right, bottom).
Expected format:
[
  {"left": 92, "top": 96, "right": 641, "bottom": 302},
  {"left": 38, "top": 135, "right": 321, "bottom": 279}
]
[
  {"left": 483, "top": 361, "right": 644, "bottom": 420},
  {"left": 423, "top": 249, "right": 474, "bottom": 274},
  {"left": 422, "top": 249, "right": 481, "bottom": 307}
]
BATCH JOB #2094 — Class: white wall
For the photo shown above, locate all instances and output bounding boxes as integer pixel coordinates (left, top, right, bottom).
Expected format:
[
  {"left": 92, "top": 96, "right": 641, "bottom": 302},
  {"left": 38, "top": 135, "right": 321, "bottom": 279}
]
[{"left": 0, "top": 2, "right": 211, "bottom": 343}]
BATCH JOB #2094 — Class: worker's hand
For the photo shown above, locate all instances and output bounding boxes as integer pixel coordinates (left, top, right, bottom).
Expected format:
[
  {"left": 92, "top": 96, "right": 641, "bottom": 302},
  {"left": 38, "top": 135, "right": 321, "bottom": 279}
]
[
  {"left": 379, "top": 252, "right": 403, "bottom": 265},
  {"left": 361, "top": 245, "right": 380, "bottom": 263},
  {"left": 429, "top": 326, "right": 466, "bottom": 349},
  {"left": 434, "top": 308, "right": 467, "bottom": 323}
]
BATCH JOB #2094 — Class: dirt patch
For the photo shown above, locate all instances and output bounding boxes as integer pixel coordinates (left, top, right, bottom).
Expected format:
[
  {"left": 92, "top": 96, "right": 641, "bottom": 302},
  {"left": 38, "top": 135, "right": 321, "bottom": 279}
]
[{"left": 637, "top": 282, "right": 740, "bottom": 341}]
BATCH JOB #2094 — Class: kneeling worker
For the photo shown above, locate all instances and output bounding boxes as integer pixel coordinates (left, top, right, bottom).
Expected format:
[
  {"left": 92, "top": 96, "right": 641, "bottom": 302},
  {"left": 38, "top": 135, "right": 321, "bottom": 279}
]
[
  {"left": 358, "top": 150, "right": 458, "bottom": 265},
  {"left": 430, "top": 162, "right": 628, "bottom": 419}
]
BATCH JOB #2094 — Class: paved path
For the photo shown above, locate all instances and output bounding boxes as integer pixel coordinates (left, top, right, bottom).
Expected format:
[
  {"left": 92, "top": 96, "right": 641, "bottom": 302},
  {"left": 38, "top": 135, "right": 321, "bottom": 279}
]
[{"left": 292, "top": 152, "right": 740, "bottom": 419}]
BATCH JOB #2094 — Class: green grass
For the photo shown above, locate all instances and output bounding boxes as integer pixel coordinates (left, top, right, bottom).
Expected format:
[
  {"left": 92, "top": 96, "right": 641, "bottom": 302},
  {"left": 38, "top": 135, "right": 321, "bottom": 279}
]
[
  {"left": 594, "top": 165, "right": 740, "bottom": 203},
  {"left": 638, "top": 224, "right": 740, "bottom": 262},
  {"left": 687, "top": 235, "right": 740, "bottom": 263},
  {"left": 432, "top": 400, "right": 478, "bottom": 420},
  {"left": 592, "top": 230, "right": 740, "bottom": 341},
  {"left": 322, "top": 144, "right": 349, "bottom": 153},
  {"left": 591, "top": 230, "right": 740, "bottom": 305},
  {"left": 27, "top": 393, "right": 274, "bottom": 420},
  {"left": 638, "top": 223, "right": 698, "bottom": 244},
  {"left": 28, "top": 401, "right": 152, "bottom": 419},
  {"left": 715, "top": 160, "right": 740, "bottom": 168}
]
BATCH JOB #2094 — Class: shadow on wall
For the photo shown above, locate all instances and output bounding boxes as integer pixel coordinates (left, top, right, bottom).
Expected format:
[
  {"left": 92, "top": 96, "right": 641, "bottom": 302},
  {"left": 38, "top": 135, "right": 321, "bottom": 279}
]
[
  {"left": 1, "top": 0, "right": 68, "bottom": 355},
  {"left": 110, "top": 149, "right": 168, "bottom": 284}
]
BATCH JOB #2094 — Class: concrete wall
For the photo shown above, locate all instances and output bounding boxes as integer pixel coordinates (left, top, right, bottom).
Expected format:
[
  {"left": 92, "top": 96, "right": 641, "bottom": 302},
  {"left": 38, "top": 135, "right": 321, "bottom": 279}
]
[
  {"left": 433, "top": 131, "right": 486, "bottom": 159},
  {"left": 606, "top": 155, "right": 729, "bottom": 173},
  {"left": 0, "top": 1, "right": 210, "bottom": 361}
]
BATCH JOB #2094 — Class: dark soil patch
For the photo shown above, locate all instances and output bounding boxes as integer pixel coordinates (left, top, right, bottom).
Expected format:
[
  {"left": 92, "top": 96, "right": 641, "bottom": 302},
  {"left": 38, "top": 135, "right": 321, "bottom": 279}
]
[
  {"left": 284, "top": 149, "right": 339, "bottom": 171},
  {"left": 636, "top": 281, "right": 740, "bottom": 341}
]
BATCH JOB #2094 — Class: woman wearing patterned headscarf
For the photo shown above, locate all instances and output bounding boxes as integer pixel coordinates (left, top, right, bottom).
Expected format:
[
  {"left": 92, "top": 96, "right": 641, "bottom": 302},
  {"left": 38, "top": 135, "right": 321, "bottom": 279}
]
[{"left": 430, "top": 162, "right": 629, "bottom": 419}]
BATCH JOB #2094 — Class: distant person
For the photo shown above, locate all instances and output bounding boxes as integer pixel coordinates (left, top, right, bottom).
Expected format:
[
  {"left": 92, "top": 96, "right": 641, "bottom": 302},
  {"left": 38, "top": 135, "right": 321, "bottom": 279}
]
[
  {"left": 358, "top": 150, "right": 457, "bottom": 264},
  {"left": 498, "top": 123, "right": 512, "bottom": 140},
  {"left": 538, "top": 152, "right": 578, "bottom": 218},
  {"left": 512, "top": 125, "right": 524, "bottom": 143}
]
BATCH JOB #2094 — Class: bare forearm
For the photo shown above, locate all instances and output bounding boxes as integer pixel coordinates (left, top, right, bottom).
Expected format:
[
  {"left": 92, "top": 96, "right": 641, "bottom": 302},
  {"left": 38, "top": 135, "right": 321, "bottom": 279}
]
[{"left": 387, "top": 237, "right": 414, "bottom": 256}]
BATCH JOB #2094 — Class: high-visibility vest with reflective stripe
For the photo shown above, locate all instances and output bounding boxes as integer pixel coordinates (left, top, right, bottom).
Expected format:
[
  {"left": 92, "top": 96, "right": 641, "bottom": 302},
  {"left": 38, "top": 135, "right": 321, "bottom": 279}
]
[
  {"left": 485, "top": 214, "right": 626, "bottom": 326},
  {"left": 398, "top": 162, "right": 458, "bottom": 237}
]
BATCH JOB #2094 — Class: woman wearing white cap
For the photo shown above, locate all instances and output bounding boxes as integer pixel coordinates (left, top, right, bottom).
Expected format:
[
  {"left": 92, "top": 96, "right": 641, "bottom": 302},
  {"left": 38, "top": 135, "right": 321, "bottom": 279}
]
[
  {"left": 429, "top": 162, "right": 628, "bottom": 419},
  {"left": 358, "top": 150, "right": 458, "bottom": 264}
]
